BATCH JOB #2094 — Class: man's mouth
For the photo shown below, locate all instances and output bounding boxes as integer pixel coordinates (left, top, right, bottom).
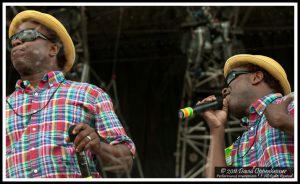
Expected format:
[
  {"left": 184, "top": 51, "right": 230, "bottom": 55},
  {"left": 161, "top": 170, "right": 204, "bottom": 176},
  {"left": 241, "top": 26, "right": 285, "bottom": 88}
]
[{"left": 11, "top": 46, "right": 25, "bottom": 58}]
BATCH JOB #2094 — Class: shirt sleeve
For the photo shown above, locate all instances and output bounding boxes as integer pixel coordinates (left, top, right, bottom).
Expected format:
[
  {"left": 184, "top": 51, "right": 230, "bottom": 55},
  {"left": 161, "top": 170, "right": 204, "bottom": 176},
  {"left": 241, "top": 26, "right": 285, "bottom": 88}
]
[
  {"left": 284, "top": 92, "right": 294, "bottom": 117},
  {"left": 93, "top": 90, "right": 136, "bottom": 156},
  {"left": 288, "top": 101, "right": 294, "bottom": 118},
  {"left": 224, "top": 144, "right": 233, "bottom": 166}
]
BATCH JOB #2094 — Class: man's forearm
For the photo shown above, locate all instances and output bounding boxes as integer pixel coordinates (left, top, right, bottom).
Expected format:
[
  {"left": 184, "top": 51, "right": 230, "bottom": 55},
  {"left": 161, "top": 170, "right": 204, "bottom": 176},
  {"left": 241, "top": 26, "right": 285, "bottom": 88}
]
[
  {"left": 277, "top": 114, "right": 294, "bottom": 136},
  {"left": 205, "top": 127, "right": 227, "bottom": 178},
  {"left": 95, "top": 143, "right": 133, "bottom": 173}
]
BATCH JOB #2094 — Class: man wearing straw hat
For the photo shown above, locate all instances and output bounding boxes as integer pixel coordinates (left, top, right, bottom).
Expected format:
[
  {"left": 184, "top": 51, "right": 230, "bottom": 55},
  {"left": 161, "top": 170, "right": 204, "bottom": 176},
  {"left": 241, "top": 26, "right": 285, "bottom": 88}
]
[
  {"left": 197, "top": 54, "right": 294, "bottom": 177},
  {"left": 6, "top": 10, "right": 135, "bottom": 178}
]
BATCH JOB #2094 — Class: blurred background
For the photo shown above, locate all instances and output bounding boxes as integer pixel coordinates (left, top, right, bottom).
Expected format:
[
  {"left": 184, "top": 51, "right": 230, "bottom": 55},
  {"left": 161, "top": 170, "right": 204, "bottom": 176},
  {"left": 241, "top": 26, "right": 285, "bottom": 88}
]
[{"left": 5, "top": 4, "right": 295, "bottom": 178}]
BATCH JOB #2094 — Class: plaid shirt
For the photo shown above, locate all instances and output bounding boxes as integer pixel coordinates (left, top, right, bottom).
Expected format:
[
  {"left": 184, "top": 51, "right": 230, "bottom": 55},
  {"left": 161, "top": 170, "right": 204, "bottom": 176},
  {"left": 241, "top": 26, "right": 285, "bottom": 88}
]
[
  {"left": 6, "top": 71, "right": 136, "bottom": 178},
  {"left": 226, "top": 93, "right": 294, "bottom": 167}
]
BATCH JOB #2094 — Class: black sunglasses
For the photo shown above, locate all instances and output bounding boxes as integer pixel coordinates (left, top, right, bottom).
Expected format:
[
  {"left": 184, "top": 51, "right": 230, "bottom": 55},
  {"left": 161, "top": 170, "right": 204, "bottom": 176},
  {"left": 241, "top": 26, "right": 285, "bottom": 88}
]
[
  {"left": 225, "top": 71, "right": 252, "bottom": 86},
  {"left": 8, "top": 29, "right": 50, "bottom": 49}
]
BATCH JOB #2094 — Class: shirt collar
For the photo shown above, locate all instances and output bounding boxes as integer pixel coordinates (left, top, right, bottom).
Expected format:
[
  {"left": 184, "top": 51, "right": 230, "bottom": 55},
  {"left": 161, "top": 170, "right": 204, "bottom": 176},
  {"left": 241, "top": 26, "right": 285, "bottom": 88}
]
[
  {"left": 240, "top": 93, "right": 282, "bottom": 127},
  {"left": 15, "top": 71, "right": 65, "bottom": 91},
  {"left": 41, "top": 71, "right": 65, "bottom": 86}
]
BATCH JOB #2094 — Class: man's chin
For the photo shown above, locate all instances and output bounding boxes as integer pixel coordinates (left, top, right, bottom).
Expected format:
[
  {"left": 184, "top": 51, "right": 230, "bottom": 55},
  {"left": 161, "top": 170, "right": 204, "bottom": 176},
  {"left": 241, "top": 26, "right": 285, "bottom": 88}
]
[{"left": 14, "top": 65, "right": 35, "bottom": 76}]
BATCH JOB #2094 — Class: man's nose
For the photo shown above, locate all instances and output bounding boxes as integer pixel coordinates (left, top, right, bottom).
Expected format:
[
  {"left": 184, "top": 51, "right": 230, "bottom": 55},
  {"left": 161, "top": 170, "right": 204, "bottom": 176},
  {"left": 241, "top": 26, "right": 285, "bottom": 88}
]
[{"left": 11, "top": 38, "right": 23, "bottom": 48}]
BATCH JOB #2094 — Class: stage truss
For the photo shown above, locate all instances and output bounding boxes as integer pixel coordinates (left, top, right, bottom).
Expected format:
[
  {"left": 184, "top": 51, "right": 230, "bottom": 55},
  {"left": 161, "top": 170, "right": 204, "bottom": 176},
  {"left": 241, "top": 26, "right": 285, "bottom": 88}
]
[{"left": 174, "top": 6, "right": 246, "bottom": 178}]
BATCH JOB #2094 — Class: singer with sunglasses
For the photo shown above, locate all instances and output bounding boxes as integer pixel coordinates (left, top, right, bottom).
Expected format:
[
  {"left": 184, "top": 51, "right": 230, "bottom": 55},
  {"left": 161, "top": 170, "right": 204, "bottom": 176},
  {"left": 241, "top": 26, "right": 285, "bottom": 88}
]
[
  {"left": 196, "top": 54, "right": 294, "bottom": 178},
  {"left": 6, "top": 10, "right": 136, "bottom": 178}
]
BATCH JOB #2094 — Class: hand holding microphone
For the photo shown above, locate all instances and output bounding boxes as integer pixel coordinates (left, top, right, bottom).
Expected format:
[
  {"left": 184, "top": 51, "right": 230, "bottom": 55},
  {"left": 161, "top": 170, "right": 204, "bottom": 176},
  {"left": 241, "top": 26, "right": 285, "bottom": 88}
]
[
  {"left": 68, "top": 125, "right": 92, "bottom": 178},
  {"left": 192, "top": 95, "right": 229, "bottom": 130},
  {"left": 67, "top": 123, "right": 101, "bottom": 178}
]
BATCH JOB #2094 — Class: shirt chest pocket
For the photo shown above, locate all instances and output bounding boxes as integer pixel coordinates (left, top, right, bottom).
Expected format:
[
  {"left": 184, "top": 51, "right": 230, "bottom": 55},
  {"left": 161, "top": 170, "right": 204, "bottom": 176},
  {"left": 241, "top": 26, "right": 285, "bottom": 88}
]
[{"left": 46, "top": 100, "right": 95, "bottom": 125}]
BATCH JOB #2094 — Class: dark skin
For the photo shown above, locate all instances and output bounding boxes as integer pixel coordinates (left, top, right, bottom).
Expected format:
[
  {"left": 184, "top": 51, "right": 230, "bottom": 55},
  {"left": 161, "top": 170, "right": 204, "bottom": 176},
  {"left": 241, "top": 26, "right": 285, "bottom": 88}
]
[
  {"left": 65, "top": 123, "right": 133, "bottom": 173},
  {"left": 265, "top": 94, "right": 294, "bottom": 135},
  {"left": 11, "top": 21, "right": 61, "bottom": 87},
  {"left": 10, "top": 21, "right": 133, "bottom": 173},
  {"left": 197, "top": 66, "right": 294, "bottom": 177}
]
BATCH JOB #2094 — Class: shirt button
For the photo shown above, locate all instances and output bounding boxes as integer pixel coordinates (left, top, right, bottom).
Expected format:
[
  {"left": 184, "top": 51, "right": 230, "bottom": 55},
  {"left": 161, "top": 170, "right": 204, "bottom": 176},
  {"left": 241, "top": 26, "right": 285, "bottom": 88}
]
[
  {"left": 251, "top": 146, "right": 255, "bottom": 150},
  {"left": 34, "top": 92, "right": 38, "bottom": 96},
  {"left": 33, "top": 169, "right": 38, "bottom": 174},
  {"left": 250, "top": 127, "right": 254, "bottom": 131}
]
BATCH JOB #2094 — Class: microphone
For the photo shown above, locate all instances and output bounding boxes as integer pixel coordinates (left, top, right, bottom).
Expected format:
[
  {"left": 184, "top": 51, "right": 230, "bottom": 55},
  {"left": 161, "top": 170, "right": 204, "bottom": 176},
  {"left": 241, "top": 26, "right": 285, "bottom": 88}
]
[
  {"left": 178, "top": 96, "right": 223, "bottom": 119},
  {"left": 68, "top": 125, "right": 92, "bottom": 178}
]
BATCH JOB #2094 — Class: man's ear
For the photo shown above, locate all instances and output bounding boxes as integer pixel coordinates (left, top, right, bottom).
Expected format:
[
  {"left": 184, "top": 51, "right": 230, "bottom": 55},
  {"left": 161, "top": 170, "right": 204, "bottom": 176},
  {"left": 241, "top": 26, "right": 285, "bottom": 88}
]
[
  {"left": 250, "top": 71, "right": 264, "bottom": 85},
  {"left": 49, "top": 44, "right": 59, "bottom": 57}
]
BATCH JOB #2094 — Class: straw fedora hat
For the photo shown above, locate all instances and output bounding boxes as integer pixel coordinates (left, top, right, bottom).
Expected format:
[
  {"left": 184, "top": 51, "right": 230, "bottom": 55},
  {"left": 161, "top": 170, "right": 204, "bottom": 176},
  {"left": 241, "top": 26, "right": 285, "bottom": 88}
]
[{"left": 224, "top": 54, "right": 291, "bottom": 95}]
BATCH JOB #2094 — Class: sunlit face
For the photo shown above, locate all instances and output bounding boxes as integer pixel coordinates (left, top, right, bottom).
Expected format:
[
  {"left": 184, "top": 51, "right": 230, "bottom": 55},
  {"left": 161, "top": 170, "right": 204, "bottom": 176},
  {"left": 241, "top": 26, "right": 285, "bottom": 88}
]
[{"left": 10, "top": 21, "right": 54, "bottom": 76}]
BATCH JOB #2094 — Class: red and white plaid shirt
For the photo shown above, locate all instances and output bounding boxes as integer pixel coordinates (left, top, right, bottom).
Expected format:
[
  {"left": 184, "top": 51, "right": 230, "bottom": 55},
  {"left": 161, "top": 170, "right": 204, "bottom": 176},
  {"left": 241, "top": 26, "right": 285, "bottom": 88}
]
[{"left": 6, "top": 71, "right": 136, "bottom": 178}]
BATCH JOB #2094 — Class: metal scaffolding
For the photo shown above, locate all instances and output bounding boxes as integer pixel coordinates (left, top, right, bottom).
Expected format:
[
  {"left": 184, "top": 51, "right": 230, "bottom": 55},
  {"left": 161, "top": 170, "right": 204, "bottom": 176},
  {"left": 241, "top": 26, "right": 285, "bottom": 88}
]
[
  {"left": 174, "top": 67, "right": 245, "bottom": 177},
  {"left": 174, "top": 7, "right": 245, "bottom": 178},
  {"left": 69, "top": 6, "right": 144, "bottom": 178}
]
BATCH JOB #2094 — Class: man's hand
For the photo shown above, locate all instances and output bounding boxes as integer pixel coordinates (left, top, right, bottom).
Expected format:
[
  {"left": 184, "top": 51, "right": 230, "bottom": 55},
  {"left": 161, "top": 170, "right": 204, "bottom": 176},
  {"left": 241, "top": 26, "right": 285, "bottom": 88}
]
[
  {"left": 65, "top": 123, "right": 133, "bottom": 173},
  {"left": 65, "top": 123, "right": 101, "bottom": 154},
  {"left": 197, "top": 95, "right": 229, "bottom": 130},
  {"left": 265, "top": 94, "right": 294, "bottom": 135}
]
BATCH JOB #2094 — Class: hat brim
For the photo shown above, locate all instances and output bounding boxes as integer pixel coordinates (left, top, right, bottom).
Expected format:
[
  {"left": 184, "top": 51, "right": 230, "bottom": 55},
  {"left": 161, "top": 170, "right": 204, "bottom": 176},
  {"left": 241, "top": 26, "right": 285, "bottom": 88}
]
[
  {"left": 224, "top": 54, "right": 291, "bottom": 95},
  {"left": 9, "top": 10, "right": 75, "bottom": 73}
]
